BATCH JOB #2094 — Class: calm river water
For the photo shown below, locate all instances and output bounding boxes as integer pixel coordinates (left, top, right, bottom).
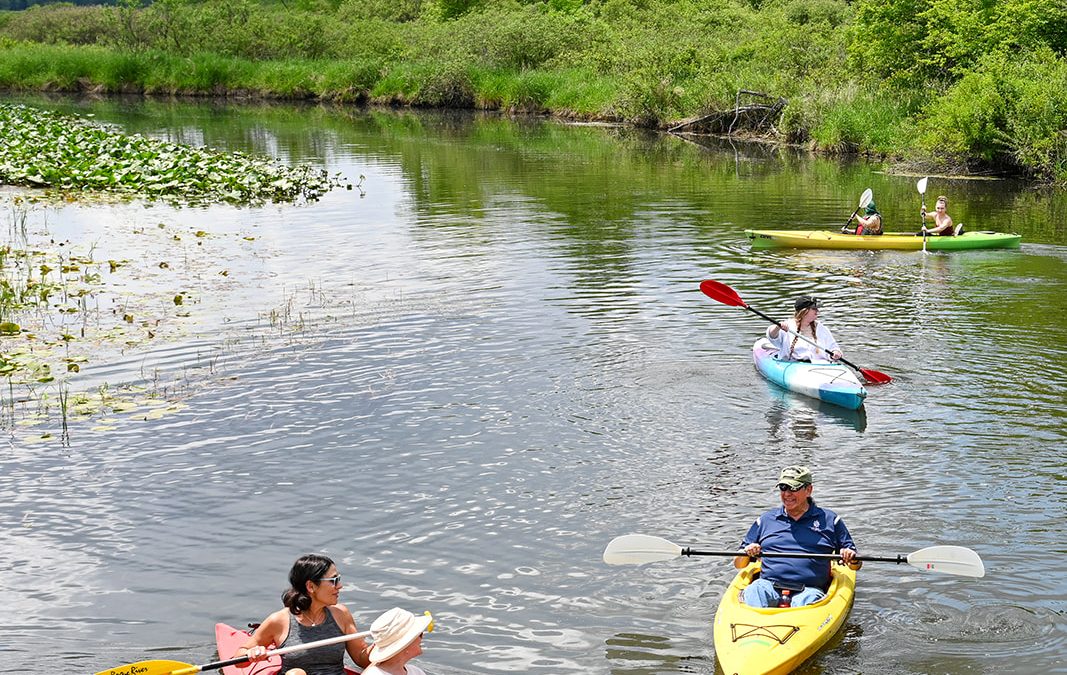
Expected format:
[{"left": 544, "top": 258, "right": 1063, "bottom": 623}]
[{"left": 0, "top": 96, "right": 1064, "bottom": 674}]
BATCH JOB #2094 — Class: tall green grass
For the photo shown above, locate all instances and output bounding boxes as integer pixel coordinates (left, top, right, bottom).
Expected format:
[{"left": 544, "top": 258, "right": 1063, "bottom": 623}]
[
  {"left": 790, "top": 85, "right": 918, "bottom": 155},
  {"left": 2, "top": 0, "right": 1066, "bottom": 181}
]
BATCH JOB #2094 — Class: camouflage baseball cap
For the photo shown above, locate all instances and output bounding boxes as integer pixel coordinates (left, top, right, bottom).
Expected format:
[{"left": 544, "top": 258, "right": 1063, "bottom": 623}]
[{"left": 777, "top": 465, "right": 813, "bottom": 489}]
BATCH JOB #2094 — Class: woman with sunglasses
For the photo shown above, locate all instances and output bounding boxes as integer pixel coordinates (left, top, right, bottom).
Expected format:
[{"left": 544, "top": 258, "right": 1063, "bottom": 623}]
[
  {"left": 235, "top": 553, "right": 372, "bottom": 674},
  {"left": 732, "top": 466, "right": 858, "bottom": 607},
  {"left": 766, "top": 296, "right": 843, "bottom": 363}
]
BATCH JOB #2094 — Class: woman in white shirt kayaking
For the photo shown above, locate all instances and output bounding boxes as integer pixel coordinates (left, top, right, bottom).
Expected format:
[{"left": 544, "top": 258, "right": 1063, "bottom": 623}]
[{"left": 767, "top": 296, "right": 843, "bottom": 363}]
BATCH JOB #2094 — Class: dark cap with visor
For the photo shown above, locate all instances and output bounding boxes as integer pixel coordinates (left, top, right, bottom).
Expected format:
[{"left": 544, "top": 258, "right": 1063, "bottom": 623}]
[{"left": 794, "top": 296, "right": 818, "bottom": 312}]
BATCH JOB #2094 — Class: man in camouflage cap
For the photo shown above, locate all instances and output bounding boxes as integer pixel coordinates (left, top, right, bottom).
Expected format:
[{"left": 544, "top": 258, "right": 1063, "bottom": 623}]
[{"left": 733, "top": 465, "right": 859, "bottom": 607}]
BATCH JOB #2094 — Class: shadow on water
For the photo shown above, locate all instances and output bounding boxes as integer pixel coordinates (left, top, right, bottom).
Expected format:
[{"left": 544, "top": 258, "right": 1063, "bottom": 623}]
[{"left": 605, "top": 631, "right": 710, "bottom": 674}]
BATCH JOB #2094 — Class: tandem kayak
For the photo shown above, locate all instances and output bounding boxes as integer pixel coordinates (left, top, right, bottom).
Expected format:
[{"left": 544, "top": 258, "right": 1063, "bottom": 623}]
[
  {"left": 214, "top": 623, "right": 362, "bottom": 675},
  {"left": 713, "top": 562, "right": 856, "bottom": 675},
  {"left": 752, "top": 338, "right": 866, "bottom": 410},
  {"left": 745, "top": 229, "right": 1021, "bottom": 250}
]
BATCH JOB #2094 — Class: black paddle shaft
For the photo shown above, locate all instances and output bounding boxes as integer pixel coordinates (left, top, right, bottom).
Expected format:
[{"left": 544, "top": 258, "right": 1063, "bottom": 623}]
[
  {"left": 196, "top": 655, "right": 254, "bottom": 673},
  {"left": 844, "top": 206, "right": 861, "bottom": 229},
  {"left": 681, "top": 548, "right": 907, "bottom": 564}
]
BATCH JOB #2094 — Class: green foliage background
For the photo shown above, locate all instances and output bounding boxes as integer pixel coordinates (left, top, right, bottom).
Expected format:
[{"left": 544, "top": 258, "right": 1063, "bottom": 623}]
[{"left": 0, "top": 0, "right": 1065, "bottom": 182}]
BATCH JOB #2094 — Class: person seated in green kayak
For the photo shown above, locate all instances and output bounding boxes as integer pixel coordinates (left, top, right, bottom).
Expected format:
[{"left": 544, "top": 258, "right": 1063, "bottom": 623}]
[
  {"left": 920, "top": 195, "right": 964, "bottom": 236},
  {"left": 733, "top": 466, "right": 859, "bottom": 607},
  {"left": 841, "top": 200, "right": 883, "bottom": 235},
  {"left": 767, "top": 296, "right": 842, "bottom": 363}
]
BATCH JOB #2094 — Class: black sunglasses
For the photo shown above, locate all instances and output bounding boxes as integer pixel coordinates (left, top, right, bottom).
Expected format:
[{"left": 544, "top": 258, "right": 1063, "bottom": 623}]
[{"left": 777, "top": 483, "right": 808, "bottom": 492}]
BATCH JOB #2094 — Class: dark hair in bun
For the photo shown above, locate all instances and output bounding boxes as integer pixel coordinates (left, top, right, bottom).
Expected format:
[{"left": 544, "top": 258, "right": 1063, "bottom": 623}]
[{"left": 281, "top": 553, "right": 334, "bottom": 615}]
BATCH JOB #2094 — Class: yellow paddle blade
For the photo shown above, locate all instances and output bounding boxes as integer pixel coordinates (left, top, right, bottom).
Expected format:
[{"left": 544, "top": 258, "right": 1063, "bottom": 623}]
[
  {"left": 424, "top": 610, "right": 435, "bottom": 633},
  {"left": 95, "top": 659, "right": 198, "bottom": 675}
]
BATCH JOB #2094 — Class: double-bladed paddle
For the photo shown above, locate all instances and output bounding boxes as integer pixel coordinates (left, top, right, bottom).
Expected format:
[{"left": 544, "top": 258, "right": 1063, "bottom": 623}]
[
  {"left": 841, "top": 188, "right": 874, "bottom": 232},
  {"left": 917, "top": 176, "right": 929, "bottom": 253},
  {"left": 699, "top": 279, "right": 892, "bottom": 384},
  {"left": 603, "top": 534, "right": 986, "bottom": 578},
  {"left": 95, "top": 628, "right": 373, "bottom": 675}
]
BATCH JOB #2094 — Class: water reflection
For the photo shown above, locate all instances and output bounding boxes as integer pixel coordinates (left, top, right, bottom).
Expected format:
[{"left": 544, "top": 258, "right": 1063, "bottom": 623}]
[
  {"left": 761, "top": 380, "right": 868, "bottom": 436},
  {"left": 0, "top": 96, "right": 1065, "bottom": 675},
  {"left": 605, "top": 632, "right": 708, "bottom": 674}
]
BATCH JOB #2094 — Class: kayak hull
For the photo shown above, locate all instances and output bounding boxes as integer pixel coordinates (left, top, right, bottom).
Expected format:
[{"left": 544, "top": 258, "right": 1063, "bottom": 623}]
[
  {"left": 752, "top": 338, "right": 866, "bottom": 410},
  {"left": 745, "top": 229, "right": 1021, "bottom": 250},
  {"left": 713, "top": 563, "right": 856, "bottom": 675},
  {"left": 214, "top": 623, "right": 361, "bottom": 675}
]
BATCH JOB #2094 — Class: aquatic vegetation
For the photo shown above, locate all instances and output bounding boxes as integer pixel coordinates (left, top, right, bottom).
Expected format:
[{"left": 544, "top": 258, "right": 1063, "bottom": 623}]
[
  {"left": 0, "top": 103, "right": 345, "bottom": 205},
  {"left": 0, "top": 197, "right": 263, "bottom": 443},
  {"left": 0, "top": 188, "right": 412, "bottom": 446}
]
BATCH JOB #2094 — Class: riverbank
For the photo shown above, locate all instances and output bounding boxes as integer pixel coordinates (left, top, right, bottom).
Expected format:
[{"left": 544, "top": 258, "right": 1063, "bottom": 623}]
[{"left": 1, "top": 0, "right": 1065, "bottom": 184}]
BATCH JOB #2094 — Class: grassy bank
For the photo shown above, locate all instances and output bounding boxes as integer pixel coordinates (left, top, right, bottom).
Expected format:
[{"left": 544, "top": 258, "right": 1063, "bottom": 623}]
[{"left": 0, "top": 0, "right": 1065, "bottom": 183}]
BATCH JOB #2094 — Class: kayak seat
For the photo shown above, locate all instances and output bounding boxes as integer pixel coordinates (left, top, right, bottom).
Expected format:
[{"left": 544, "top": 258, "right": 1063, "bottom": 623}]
[{"left": 954, "top": 223, "right": 965, "bottom": 236}]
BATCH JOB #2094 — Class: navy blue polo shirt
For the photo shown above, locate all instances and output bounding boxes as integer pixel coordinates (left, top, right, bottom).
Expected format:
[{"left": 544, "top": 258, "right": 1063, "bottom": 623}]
[{"left": 740, "top": 499, "right": 856, "bottom": 590}]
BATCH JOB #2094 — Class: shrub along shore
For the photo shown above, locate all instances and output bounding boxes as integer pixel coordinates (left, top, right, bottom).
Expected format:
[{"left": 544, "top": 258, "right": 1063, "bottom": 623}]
[{"left": 0, "top": 0, "right": 1065, "bottom": 184}]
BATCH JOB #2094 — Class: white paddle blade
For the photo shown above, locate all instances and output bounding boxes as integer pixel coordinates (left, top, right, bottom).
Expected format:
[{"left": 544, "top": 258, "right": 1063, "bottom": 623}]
[
  {"left": 906, "top": 545, "right": 985, "bottom": 578},
  {"left": 859, "top": 188, "right": 873, "bottom": 209},
  {"left": 917, "top": 176, "right": 929, "bottom": 195},
  {"left": 603, "top": 534, "right": 683, "bottom": 566}
]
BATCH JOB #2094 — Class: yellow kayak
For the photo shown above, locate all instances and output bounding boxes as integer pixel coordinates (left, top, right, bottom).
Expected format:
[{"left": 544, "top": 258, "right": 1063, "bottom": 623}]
[
  {"left": 745, "top": 229, "right": 1021, "bottom": 250},
  {"left": 713, "top": 562, "right": 856, "bottom": 675}
]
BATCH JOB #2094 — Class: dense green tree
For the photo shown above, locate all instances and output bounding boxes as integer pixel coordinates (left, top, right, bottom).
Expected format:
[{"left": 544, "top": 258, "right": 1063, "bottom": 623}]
[{"left": 850, "top": 0, "right": 1067, "bottom": 86}]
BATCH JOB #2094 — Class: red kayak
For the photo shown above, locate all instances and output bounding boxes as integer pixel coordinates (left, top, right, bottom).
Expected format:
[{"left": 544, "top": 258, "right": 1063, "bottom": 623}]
[{"left": 214, "top": 623, "right": 361, "bottom": 675}]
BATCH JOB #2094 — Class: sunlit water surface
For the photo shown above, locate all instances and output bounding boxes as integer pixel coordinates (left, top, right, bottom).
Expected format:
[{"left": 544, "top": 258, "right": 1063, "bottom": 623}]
[{"left": 0, "top": 97, "right": 1064, "bottom": 675}]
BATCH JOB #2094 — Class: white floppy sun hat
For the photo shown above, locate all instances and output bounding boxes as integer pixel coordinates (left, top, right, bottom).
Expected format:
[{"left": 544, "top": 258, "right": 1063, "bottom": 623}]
[{"left": 369, "top": 607, "right": 433, "bottom": 663}]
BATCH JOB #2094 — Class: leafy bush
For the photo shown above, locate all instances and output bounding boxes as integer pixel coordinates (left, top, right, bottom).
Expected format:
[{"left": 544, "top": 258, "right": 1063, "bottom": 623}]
[
  {"left": 411, "top": 61, "right": 475, "bottom": 107},
  {"left": 772, "top": 0, "right": 849, "bottom": 27},
  {"left": 917, "top": 48, "right": 1067, "bottom": 180},
  {"left": 915, "top": 70, "right": 1006, "bottom": 164},
  {"left": 344, "top": 0, "right": 421, "bottom": 22},
  {"left": 2, "top": 3, "right": 113, "bottom": 44},
  {"left": 796, "top": 85, "right": 916, "bottom": 154},
  {"left": 850, "top": 0, "right": 1067, "bottom": 86}
]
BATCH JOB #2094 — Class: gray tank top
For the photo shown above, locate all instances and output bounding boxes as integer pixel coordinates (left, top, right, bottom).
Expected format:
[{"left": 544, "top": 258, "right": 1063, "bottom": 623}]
[{"left": 278, "top": 608, "right": 347, "bottom": 675}]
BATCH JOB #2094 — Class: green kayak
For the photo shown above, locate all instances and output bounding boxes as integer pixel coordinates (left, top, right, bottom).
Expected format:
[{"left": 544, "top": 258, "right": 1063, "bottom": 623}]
[{"left": 746, "top": 229, "right": 1022, "bottom": 251}]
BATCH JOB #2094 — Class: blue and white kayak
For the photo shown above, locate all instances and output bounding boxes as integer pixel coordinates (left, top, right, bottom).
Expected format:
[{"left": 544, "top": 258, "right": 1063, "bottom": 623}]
[{"left": 752, "top": 338, "right": 867, "bottom": 410}]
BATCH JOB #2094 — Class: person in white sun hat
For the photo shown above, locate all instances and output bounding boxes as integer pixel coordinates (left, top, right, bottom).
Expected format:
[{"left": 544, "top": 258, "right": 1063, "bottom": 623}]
[{"left": 361, "top": 607, "right": 434, "bottom": 675}]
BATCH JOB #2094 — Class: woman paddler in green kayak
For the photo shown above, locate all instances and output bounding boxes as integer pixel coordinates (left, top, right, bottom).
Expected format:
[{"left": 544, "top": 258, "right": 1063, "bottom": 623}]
[{"left": 766, "top": 296, "right": 843, "bottom": 363}]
